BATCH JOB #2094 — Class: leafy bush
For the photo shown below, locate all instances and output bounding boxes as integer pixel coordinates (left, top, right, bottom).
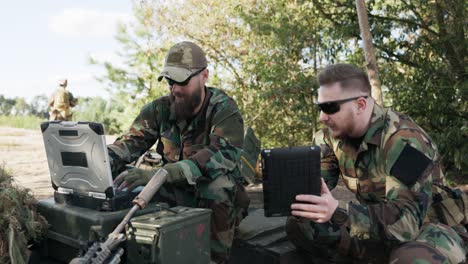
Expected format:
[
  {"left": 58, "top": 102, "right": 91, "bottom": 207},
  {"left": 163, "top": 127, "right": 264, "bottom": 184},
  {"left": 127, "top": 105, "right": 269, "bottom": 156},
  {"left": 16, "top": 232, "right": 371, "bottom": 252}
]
[{"left": 74, "top": 96, "right": 141, "bottom": 135}]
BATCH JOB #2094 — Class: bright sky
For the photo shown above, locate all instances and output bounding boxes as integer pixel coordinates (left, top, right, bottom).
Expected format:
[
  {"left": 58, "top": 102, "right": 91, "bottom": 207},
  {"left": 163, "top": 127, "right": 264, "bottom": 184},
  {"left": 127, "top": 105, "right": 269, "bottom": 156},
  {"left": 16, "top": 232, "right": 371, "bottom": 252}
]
[{"left": 0, "top": 0, "right": 134, "bottom": 102}]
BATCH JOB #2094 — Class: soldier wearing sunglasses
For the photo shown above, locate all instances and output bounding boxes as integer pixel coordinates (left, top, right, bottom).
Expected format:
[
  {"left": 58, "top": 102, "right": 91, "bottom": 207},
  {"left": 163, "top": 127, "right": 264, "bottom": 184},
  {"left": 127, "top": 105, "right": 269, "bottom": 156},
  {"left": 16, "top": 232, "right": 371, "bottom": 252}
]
[
  {"left": 286, "top": 64, "right": 466, "bottom": 263},
  {"left": 108, "top": 41, "right": 249, "bottom": 263}
]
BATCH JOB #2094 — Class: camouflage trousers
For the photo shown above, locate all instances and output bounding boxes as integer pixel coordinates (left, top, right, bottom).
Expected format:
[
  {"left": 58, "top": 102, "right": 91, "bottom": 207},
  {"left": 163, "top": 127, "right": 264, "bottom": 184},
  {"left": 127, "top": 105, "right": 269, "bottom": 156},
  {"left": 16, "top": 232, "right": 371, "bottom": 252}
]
[
  {"left": 286, "top": 217, "right": 467, "bottom": 264},
  {"left": 155, "top": 181, "right": 249, "bottom": 263},
  {"left": 49, "top": 109, "right": 72, "bottom": 121}
]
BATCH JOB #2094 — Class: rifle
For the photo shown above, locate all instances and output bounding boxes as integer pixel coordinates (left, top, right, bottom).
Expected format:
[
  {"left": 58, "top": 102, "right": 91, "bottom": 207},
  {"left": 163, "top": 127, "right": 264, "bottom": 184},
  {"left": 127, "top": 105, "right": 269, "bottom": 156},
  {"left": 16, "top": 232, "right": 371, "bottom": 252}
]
[{"left": 69, "top": 169, "right": 168, "bottom": 264}]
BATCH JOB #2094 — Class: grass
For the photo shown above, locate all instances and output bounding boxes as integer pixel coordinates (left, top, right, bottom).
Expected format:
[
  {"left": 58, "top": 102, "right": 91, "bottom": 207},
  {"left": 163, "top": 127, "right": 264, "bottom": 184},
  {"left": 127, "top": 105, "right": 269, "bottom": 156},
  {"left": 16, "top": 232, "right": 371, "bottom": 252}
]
[
  {"left": 0, "top": 115, "right": 46, "bottom": 130},
  {"left": 0, "top": 143, "right": 20, "bottom": 148}
]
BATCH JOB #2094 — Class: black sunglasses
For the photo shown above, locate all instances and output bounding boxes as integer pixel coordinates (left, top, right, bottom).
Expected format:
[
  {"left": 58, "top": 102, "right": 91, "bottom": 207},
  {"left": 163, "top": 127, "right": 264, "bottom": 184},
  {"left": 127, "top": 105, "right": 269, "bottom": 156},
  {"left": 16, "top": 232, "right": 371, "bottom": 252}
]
[
  {"left": 165, "top": 67, "right": 206, "bottom": 87},
  {"left": 316, "top": 95, "right": 368, "bottom": 115}
]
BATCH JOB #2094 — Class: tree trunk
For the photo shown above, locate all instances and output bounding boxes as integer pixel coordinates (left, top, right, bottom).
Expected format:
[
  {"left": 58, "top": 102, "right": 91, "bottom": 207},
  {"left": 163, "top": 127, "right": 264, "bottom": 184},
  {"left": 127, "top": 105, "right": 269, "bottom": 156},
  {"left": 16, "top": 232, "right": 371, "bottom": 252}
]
[{"left": 355, "top": 0, "right": 384, "bottom": 105}]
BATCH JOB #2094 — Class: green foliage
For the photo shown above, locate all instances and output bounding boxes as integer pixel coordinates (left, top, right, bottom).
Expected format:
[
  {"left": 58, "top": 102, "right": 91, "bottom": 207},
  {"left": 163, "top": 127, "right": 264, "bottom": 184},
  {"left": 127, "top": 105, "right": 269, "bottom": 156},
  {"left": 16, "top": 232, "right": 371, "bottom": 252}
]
[
  {"left": 0, "top": 94, "right": 131, "bottom": 135},
  {"left": 74, "top": 97, "right": 123, "bottom": 134},
  {"left": 0, "top": 95, "right": 16, "bottom": 115},
  {"left": 370, "top": 0, "right": 467, "bottom": 181},
  {"left": 0, "top": 165, "right": 48, "bottom": 263},
  {"left": 296, "top": 0, "right": 467, "bottom": 181},
  {"left": 96, "top": 0, "right": 333, "bottom": 147},
  {"left": 86, "top": 3, "right": 176, "bottom": 135},
  {"left": 232, "top": 0, "right": 361, "bottom": 147},
  {"left": 0, "top": 95, "right": 47, "bottom": 117},
  {"left": 0, "top": 115, "right": 45, "bottom": 130},
  {"left": 94, "top": 0, "right": 466, "bottom": 181},
  {"left": 29, "top": 95, "right": 49, "bottom": 119},
  {"left": 89, "top": 3, "right": 169, "bottom": 115}
]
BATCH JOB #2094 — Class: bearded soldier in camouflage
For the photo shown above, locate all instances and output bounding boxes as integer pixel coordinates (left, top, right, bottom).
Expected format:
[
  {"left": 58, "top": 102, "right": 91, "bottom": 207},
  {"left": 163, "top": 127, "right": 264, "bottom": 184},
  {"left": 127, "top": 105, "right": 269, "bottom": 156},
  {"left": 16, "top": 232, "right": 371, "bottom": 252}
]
[
  {"left": 286, "top": 64, "right": 466, "bottom": 263},
  {"left": 108, "top": 41, "right": 249, "bottom": 263}
]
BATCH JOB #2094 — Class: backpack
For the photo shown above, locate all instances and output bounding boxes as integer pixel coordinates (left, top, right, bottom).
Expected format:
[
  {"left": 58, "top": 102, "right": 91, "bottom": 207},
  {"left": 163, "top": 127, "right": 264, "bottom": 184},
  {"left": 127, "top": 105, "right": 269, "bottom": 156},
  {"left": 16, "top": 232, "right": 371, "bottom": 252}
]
[
  {"left": 427, "top": 183, "right": 468, "bottom": 228},
  {"left": 53, "top": 88, "right": 70, "bottom": 109}
]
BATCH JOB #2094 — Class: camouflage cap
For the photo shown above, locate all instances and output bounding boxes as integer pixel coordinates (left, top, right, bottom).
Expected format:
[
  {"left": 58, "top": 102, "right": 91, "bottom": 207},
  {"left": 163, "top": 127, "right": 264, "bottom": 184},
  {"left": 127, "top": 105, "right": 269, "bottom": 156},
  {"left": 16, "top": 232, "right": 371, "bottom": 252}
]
[{"left": 157, "top": 41, "right": 208, "bottom": 82}]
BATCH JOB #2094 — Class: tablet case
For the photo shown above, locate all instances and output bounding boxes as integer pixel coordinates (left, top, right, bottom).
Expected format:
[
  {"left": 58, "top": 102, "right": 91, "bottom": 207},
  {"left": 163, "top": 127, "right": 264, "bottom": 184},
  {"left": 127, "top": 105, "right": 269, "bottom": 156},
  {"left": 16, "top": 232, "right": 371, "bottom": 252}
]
[{"left": 261, "top": 146, "right": 321, "bottom": 217}]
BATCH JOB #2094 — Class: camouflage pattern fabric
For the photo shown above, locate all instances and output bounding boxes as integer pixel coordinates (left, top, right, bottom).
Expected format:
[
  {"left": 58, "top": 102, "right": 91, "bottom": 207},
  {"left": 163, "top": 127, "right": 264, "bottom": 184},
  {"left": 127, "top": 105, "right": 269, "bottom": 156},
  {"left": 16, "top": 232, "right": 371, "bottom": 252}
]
[
  {"left": 108, "top": 87, "right": 249, "bottom": 262},
  {"left": 48, "top": 87, "right": 77, "bottom": 121},
  {"left": 240, "top": 126, "right": 261, "bottom": 184},
  {"left": 286, "top": 103, "right": 466, "bottom": 263},
  {"left": 0, "top": 166, "right": 47, "bottom": 264},
  {"left": 287, "top": 217, "right": 465, "bottom": 263},
  {"left": 389, "top": 223, "right": 466, "bottom": 263}
]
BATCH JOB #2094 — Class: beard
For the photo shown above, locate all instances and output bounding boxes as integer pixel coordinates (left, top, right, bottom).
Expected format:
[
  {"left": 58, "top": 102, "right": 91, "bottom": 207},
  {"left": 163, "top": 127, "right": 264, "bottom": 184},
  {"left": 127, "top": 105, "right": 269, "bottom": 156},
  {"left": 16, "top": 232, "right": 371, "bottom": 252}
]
[
  {"left": 170, "top": 83, "right": 203, "bottom": 121},
  {"left": 327, "top": 112, "right": 355, "bottom": 140}
]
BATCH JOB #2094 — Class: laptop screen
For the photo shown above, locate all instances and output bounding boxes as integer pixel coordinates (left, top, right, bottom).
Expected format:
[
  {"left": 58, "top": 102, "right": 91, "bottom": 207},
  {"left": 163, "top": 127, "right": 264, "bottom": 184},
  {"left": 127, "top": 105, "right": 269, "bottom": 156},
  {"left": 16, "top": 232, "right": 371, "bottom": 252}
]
[
  {"left": 41, "top": 121, "right": 114, "bottom": 199},
  {"left": 261, "top": 145, "right": 321, "bottom": 217}
]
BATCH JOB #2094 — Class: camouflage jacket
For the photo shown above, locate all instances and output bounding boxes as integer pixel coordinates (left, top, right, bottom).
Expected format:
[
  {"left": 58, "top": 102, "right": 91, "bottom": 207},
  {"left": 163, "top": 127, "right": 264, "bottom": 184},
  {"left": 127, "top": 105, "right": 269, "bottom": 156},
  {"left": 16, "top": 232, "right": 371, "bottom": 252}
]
[
  {"left": 313, "top": 103, "right": 445, "bottom": 243},
  {"left": 108, "top": 87, "right": 244, "bottom": 202}
]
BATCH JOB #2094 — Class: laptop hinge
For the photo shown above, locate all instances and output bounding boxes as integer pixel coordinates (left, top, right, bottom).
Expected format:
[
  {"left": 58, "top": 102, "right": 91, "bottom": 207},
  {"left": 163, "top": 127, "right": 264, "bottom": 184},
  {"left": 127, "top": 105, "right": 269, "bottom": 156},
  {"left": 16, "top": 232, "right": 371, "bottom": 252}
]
[
  {"left": 89, "top": 192, "right": 106, "bottom": 200},
  {"left": 57, "top": 187, "right": 74, "bottom": 194}
]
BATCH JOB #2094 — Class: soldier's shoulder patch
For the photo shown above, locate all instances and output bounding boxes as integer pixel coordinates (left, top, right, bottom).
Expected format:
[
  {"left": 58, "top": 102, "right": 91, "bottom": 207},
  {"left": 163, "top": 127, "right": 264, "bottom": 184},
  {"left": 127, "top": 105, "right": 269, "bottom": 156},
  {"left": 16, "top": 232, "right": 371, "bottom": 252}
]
[{"left": 390, "top": 143, "right": 432, "bottom": 187}]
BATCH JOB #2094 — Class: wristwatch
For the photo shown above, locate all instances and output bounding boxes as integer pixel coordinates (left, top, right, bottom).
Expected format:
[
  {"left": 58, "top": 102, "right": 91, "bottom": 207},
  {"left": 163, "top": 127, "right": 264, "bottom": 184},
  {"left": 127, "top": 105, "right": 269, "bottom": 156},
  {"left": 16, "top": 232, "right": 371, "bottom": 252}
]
[{"left": 331, "top": 208, "right": 349, "bottom": 226}]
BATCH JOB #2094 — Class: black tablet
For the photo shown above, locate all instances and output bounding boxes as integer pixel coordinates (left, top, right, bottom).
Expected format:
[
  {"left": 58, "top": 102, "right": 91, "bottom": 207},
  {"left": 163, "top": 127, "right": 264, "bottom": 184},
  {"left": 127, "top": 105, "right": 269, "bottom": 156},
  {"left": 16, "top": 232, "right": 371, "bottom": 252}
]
[{"left": 261, "top": 146, "right": 321, "bottom": 217}]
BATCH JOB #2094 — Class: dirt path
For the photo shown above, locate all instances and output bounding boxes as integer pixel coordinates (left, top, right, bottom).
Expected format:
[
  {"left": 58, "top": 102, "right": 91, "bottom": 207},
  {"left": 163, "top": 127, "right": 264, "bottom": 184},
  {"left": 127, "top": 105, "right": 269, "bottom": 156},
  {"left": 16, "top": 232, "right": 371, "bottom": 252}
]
[{"left": 0, "top": 126, "right": 117, "bottom": 199}]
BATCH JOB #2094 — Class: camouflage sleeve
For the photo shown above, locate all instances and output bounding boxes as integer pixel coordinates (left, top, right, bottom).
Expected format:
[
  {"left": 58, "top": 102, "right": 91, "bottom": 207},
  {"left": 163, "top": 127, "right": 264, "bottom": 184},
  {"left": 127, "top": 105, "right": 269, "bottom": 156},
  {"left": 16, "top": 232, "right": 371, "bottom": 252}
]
[
  {"left": 108, "top": 102, "right": 159, "bottom": 175},
  {"left": 346, "top": 129, "right": 436, "bottom": 242},
  {"left": 312, "top": 129, "right": 340, "bottom": 190},
  {"left": 175, "top": 102, "right": 244, "bottom": 185},
  {"left": 68, "top": 92, "right": 77, "bottom": 107}
]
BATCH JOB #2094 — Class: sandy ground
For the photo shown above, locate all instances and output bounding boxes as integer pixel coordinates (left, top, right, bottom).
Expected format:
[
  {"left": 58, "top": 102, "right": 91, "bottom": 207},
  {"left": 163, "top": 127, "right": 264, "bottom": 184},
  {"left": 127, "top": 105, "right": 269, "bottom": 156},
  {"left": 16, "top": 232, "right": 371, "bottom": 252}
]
[
  {"left": 1, "top": 126, "right": 54, "bottom": 199},
  {"left": 0, "top": 126, "right": 356, "bottom": 204}
]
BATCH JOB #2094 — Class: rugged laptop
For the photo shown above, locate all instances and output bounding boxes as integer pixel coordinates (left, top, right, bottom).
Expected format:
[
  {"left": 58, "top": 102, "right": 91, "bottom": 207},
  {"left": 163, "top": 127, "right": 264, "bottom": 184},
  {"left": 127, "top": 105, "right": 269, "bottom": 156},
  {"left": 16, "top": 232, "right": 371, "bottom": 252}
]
[
  {"left": 41, "top": 121, "right": 135, "bottom": 211},
  {"left": 261, "top": 145, "right": 321, "bottom": 217}
]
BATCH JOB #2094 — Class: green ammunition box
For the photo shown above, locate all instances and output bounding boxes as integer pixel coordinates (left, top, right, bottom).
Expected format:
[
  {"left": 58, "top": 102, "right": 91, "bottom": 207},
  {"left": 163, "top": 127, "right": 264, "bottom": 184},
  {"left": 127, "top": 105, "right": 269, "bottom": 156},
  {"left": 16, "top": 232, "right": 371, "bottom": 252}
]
[
  {"left": 126, "top": 206, "right": 211, "bottom": 264},
  {"left": 36, "top": 198, "right": 161, "bottom": 263}
]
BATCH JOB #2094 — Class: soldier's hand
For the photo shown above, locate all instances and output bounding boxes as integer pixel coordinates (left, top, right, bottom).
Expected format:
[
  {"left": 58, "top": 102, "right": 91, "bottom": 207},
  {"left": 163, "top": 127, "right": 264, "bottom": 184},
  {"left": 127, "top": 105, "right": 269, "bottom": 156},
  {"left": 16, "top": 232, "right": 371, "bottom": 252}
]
[
  {"left": 114, "top": 168, "right": 155, "bottom": 192},
  {"left": 162, "top": 163, "right": 187, "bottom": 184},
  {"left": 291, "top": 178, "right": 339, "bottom": 223}
]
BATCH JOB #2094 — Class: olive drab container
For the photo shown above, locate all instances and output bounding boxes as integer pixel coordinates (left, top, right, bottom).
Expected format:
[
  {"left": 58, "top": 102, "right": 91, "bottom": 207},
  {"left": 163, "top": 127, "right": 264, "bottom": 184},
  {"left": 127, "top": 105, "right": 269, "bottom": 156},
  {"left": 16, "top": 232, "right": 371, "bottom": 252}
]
[
  {"left": 126, "top": 206, "right": 212, "bottom": 264},
  {"left": 36, "top": 198, "right": 161, "bottom": 263}
]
